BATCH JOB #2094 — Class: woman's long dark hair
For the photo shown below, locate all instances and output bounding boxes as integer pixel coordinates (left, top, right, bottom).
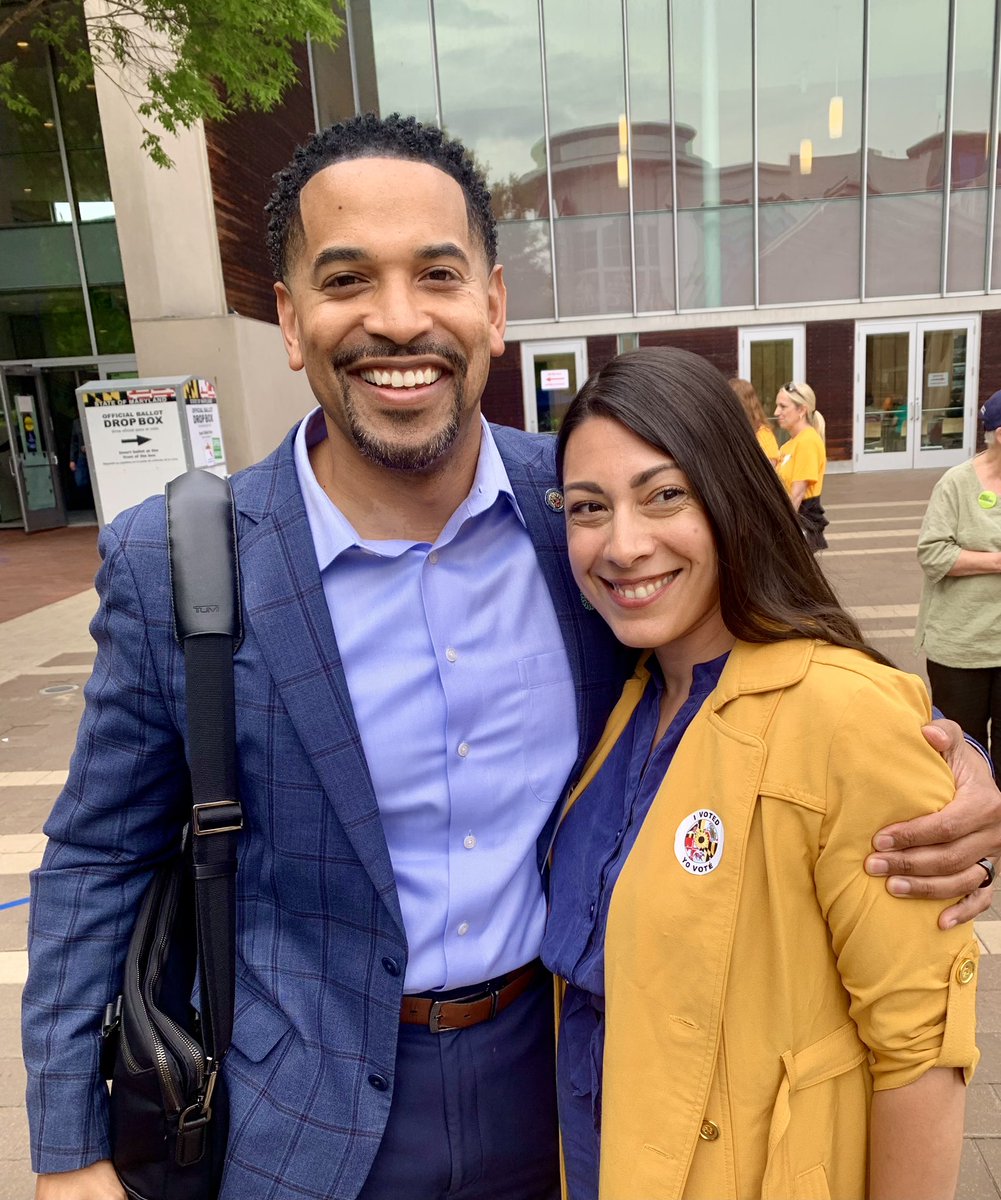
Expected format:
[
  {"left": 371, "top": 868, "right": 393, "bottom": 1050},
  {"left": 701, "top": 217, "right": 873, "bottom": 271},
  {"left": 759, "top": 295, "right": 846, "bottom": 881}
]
[{"left": 556, "top": 347, "right": 890, "bottom": 666}]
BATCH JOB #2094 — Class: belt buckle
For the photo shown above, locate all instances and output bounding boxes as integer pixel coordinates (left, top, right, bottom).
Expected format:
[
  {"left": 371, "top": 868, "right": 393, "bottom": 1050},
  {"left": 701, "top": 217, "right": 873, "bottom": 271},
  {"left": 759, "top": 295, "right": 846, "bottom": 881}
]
[{"left": 428, "top": 1000, "right": 447, "bottom": 1034}]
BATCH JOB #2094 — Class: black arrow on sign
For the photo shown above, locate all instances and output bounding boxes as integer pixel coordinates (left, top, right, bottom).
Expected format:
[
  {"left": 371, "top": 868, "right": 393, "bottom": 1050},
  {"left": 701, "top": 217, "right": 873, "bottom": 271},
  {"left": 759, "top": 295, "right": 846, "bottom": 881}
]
[{"left": 121, "top": 435, "right": 152, "bottom": 446}]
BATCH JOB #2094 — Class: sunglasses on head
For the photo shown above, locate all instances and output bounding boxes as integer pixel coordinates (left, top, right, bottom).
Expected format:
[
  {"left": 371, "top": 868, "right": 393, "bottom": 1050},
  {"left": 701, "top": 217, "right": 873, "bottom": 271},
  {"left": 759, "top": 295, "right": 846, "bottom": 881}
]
[{"left": 783, "top": 382, "right": 801, "bottom": 398}]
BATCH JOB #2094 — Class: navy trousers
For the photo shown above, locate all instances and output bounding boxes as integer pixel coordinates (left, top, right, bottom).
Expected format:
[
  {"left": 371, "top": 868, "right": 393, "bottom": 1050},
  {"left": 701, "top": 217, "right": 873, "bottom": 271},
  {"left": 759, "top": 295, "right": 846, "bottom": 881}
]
[{"left": 357, "top": 972, "right": 560, "bottom": 1200}]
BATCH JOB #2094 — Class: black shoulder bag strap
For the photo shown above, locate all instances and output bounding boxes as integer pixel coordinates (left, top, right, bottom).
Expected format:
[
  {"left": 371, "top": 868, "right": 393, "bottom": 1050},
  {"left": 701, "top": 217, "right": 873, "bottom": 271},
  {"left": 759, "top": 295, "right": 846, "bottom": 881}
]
[{"left": 166, "top": 468, "right": 243, "bottom": 1110}]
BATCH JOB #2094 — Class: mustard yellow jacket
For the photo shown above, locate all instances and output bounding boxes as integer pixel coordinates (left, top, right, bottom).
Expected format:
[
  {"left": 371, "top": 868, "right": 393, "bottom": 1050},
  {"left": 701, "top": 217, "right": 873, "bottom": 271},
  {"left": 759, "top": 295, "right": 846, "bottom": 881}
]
[{"left": 562, "top": 639, "right": 979, "bottom": 1200}]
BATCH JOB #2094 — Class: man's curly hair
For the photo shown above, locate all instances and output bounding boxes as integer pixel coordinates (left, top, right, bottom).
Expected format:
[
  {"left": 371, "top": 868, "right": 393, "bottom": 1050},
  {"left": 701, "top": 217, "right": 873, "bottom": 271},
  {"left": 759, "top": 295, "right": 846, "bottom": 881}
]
[{"left": 265, "top": 113, "right": 497, "bottom": 282}]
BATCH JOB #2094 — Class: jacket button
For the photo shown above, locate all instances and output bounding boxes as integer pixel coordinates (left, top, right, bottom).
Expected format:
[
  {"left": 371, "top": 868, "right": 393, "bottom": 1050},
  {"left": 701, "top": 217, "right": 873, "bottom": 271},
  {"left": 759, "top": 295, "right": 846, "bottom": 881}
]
[
  {"left": 699, "top": 1120, "right": 720, "bottom": 1142},
  {"left": 382, "top": 956, "right": 401, "bottom": 977},
  {"left": 956, "top": 958, "right": 976, "bottom": 985},
  {"left": 368, "top": 1074, "right": 389, "bottom": 1092}
]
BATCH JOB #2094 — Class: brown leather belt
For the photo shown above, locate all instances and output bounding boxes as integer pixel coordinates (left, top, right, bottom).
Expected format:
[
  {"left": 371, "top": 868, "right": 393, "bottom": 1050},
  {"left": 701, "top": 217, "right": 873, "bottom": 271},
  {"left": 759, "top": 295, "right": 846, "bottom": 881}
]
[{"left": 400, "top": 960, "right": 544, "bottom": 1033}]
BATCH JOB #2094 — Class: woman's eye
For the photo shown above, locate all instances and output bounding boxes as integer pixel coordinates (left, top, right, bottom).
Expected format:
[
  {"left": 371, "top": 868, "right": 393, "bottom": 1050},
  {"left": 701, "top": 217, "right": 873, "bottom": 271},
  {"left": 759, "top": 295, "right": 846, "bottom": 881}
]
[
  {"left": 568, "top": 501, "right": 605, "bottom": 517},
  {"left": 655, "top": 487, "right": 688, "bottom": 505}
]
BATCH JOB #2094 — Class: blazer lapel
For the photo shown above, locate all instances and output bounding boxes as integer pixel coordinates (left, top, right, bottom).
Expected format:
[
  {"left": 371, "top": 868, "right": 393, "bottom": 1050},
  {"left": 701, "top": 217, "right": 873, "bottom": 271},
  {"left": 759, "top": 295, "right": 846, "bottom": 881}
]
[{"left": 233, "top": 433, "right": 404, "bottom": 935}]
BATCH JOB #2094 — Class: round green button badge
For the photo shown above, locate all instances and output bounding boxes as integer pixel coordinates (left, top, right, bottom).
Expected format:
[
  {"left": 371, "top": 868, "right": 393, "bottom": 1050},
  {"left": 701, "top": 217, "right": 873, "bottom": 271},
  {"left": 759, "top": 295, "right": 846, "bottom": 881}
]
[{"left": 978, "top": 490, "right": 998, "bottom": 509}]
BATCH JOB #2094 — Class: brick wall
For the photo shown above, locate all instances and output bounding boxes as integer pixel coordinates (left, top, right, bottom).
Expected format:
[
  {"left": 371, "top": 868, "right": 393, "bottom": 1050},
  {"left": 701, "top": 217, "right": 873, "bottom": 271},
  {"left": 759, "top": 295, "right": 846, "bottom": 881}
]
[
  {"left": 638, "top": 325, "right": 739, "bottom": 377},
  {"left": 980, "top": 310, "right": 1001, "bottom": 404},
  {"left": 204, "top": 46, "right": 315, "bottom": 325},
  {"left": 805, "top": 321, "right": 854, "bottom": 463},
  {"left": 481, "top": 343, "right": 524, "bottom": 428}
]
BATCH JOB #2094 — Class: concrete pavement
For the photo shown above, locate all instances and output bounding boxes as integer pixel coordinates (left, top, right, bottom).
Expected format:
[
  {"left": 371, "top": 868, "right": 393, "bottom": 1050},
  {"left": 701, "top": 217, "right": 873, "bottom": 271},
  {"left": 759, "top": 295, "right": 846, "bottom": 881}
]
[{"left": 0, "top": 465, "right": 999, "bottom": 1196}]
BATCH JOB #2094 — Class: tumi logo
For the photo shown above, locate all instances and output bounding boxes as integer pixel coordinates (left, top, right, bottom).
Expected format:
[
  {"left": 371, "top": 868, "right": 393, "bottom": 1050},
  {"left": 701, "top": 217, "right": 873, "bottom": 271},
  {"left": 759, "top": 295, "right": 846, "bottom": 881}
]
[{"left": 193, "top": 604, "right": 220, "bottom": 613}]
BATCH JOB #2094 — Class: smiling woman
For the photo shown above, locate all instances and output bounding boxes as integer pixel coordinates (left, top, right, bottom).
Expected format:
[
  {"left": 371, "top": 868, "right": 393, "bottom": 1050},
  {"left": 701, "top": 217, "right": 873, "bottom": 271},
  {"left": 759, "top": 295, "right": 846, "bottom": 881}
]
[{"left": 542, "top": 347, "right": 977, "bottom": 1200}]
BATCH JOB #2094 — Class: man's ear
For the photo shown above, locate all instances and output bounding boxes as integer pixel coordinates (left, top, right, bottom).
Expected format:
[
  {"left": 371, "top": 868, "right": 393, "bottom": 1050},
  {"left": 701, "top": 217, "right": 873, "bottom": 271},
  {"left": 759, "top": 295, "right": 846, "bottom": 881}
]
[
  {"left": 275, "top": 281, "right": 304, "bottom": 372},
  {"left": 487, "top": 264, "right": 507, "bottom": 359}
]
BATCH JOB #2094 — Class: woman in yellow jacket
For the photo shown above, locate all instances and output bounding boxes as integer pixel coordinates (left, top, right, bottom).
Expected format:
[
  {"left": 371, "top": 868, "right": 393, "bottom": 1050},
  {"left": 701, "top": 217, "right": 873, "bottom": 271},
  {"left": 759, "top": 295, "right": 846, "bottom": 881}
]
[{"left": 541, "top": 348, "right": 978, "bottom": 1200}]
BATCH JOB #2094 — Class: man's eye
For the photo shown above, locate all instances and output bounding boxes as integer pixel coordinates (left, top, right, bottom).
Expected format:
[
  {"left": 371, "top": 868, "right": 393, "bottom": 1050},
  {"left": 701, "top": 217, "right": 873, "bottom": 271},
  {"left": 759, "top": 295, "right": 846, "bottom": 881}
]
[
  {"left": 325, "top": 273, "right": 364, "bottom": 289},
  {"left": 424, "top": 267, "right": 460, "bottom": 282}
]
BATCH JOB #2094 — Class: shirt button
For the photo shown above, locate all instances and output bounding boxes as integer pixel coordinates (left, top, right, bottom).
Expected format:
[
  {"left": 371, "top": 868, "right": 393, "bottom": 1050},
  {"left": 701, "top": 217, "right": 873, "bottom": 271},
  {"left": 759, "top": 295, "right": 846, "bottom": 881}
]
[
  {"left": 956, "top": 958, "right": 977, "bottom": 985},
  {"left": 368, "top": 1074, "right": 390, "bottom": 1092},
  {"left": 699, "top": 1120, "right": 720, "bottom": 1142},
  {"left": 445, "top": 647, "right": 458, "bottom": 663},
  {"left": 381, "top": 956, "right": 401, "bottom": 977},
  {"left": 457, "top": 922, "right": 470, "bottom": 936},
  {"left": 457, "top": 742, "right": 470, "bottom": 758},
  {"left": 463, "top": 834, "right": 477, "bottom": 849},
  {"left": 428, "top": 550, "right": 439, "bottom": 564}
]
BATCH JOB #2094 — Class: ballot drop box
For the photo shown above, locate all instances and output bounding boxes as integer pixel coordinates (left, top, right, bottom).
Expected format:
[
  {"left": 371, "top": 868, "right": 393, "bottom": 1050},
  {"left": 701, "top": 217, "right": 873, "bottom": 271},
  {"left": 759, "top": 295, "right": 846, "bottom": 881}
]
[{"left": 75, "top": 376, "right": 228, "bottom": 527}]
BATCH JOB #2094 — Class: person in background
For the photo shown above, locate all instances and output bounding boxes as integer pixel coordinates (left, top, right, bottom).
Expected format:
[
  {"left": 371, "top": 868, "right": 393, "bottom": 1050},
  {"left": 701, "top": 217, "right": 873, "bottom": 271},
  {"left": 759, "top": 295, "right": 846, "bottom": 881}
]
[
  {"left": 775, "top": 380, "right": 828, "bottom": 552},
  {"left": 916, "top": 390, "right": 1001, "bottom": 779},
  {"left": 544, "top": 348, "right": 978, "bottom": 1200},
  {"left": 729, "top": 377, "right": 779, "bottom": 466}
]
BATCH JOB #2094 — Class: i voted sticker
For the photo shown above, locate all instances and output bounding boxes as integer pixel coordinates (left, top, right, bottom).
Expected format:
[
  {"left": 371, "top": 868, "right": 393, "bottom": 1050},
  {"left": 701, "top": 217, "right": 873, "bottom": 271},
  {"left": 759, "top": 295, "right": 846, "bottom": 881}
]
[
  {"left": 674, "top": 809, "right": 725, "bottom": 875},
  {"left": 978, "top": 490, "right": 998, "bottom": 510}
]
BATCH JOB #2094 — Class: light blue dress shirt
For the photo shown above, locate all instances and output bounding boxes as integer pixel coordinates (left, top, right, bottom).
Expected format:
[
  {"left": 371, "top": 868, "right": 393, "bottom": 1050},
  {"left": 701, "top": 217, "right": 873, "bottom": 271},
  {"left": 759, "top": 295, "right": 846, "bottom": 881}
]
[{"left": 294, "top": 409, "right": 578, "bottom": 992}]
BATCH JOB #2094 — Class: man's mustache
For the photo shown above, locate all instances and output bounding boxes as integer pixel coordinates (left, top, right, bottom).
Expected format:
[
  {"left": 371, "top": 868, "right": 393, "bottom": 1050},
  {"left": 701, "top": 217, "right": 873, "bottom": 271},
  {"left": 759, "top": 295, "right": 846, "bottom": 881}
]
[{"left": 331, "top": 341, "right": 466, "bottom": 373}]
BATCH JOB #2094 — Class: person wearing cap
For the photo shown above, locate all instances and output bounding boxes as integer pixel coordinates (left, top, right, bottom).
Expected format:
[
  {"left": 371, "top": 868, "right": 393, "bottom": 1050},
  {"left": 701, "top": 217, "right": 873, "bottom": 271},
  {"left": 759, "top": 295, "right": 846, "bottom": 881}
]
[
  {"left": 774, "top": 381, "right": 829, "bottom": 551},
  {"left": 916, "top": 391, "right": 1001, "bottom": 778}
]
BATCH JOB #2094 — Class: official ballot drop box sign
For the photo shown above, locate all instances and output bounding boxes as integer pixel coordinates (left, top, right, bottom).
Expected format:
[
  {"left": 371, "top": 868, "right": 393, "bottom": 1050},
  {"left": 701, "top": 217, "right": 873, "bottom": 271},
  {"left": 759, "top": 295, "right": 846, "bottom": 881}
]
[{"left": 75, "top": 376, "right": 228, "bottom": 527}]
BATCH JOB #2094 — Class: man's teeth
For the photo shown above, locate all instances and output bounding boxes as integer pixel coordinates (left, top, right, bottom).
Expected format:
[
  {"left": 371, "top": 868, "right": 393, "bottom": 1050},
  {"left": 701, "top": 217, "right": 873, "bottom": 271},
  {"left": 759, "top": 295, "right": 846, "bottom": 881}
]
[
  {"left": 359, "top": 367, "right": 443, "bottom": 388},
  {"left": 611, "top": 572, "right": 677, "bottom": 599}
]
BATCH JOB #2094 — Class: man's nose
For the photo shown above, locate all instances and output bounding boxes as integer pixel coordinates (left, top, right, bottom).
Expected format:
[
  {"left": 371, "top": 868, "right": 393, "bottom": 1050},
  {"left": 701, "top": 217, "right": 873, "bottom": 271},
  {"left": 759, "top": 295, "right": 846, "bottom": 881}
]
[{"left": 362, "top": 279, "right": 434, "bottom": 344}]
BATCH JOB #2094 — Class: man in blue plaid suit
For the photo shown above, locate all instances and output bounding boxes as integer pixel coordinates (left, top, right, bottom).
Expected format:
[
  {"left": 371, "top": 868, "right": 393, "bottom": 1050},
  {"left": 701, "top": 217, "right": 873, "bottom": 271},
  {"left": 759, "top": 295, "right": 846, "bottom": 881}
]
[{"left": 24, "top": 115, "right": 1001, "bottom": 1200}]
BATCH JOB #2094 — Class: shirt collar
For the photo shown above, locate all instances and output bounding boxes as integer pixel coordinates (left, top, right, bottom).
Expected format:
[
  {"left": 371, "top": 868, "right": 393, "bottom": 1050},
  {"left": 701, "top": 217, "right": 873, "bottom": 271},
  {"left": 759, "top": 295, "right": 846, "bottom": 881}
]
[{"left": 293, "top": 407, "right": 525, "bottom": 569}]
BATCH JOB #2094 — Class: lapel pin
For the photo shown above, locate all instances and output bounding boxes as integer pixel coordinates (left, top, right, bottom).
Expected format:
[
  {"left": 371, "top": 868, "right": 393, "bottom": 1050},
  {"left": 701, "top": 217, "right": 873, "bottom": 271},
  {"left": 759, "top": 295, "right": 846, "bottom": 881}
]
[{"left": 545, "top": 488, "right": 564, "bottom": 512}]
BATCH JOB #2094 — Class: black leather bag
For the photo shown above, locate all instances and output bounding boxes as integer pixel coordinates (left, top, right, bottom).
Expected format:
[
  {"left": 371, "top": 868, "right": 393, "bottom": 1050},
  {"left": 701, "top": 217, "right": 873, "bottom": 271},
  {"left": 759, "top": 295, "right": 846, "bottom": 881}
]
[{"left": 101, "top": 469, "right": 243, "bottom": 1200}]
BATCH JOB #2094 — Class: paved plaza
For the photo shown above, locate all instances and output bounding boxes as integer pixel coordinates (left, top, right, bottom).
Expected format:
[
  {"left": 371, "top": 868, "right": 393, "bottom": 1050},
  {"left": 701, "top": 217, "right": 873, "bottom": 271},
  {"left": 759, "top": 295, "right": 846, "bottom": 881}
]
[{"left": 0, "top": 464, "right": 998, "bottom": 1197}]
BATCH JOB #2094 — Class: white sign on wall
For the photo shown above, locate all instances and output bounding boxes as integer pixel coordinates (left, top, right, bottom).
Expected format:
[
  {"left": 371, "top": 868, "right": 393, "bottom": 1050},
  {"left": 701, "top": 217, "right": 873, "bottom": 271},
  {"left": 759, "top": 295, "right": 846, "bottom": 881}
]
[
  {"left": 927, "top": 372, "right": 950, "bottom": 388},
  {"left": 539, "top": 368, "right": 571, "bottom": 391}
]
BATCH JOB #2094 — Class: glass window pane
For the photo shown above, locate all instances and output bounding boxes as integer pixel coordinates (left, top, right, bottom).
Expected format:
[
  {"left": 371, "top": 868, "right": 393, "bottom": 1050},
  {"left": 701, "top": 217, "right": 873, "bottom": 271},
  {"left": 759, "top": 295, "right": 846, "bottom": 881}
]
[
  {"left": 543, "top": 0, "right": 630, "bottom": 317},
  {"left": 946, "top": 0, "right": 994, "bottom": 293},
  {"left": 673, "top": 0, "right": 753, "bottom": 309},
  {"left": 0, "top": 288, "right": 92, "bottom": 359},
  {"left": 757, "top": 0, "right": 863, "bottom": 304},
  {"left": 350, "top": 0, "right": 437, "bottom": 125},
  {"left": 920, "top": 329, "right": 967, "bottom": 451},
  {"left": 628, "top": 0, "right": 674, "bottom": 312},
  {"left": 435, "top": 0, "right": 553, "bottom": 320},
  {"left": 863, "top": 332, "right": 909, "bottom": 457},
  {"left": 89, "top": 285, "right": 134, "bottom": 356},
  {"left": 866, "top": 0, "right": 949, "bottom": 298},
  {"left": 0, "top": 225, "right": 81, "bottom": 289},
  {"left": 749, "top": 340, "right": 792, "bottom": 426}
]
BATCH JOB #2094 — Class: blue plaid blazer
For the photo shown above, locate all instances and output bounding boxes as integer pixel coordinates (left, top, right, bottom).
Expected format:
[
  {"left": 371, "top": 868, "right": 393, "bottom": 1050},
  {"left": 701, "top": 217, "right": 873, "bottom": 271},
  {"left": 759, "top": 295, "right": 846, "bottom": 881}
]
[{"left": 23, "top": 423, "right": 631, "bottom": 1198}]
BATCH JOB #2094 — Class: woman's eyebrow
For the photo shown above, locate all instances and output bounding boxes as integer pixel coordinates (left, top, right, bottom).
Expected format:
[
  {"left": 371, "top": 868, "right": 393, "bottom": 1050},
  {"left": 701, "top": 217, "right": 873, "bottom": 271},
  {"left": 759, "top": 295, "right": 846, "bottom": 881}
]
[{"left": 629, "top": 462, "right": 678, "bottom": 488}]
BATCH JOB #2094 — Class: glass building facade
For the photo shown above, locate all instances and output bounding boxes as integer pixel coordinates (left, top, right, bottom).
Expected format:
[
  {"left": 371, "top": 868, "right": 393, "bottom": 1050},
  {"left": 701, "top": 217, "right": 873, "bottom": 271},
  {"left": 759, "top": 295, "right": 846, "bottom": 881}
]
[
  {"left": 0, "top": 4, "right": 133, "bottom": 360},
  {"left": 321, "top": 0, "right": 1001, "bottom": 324}
]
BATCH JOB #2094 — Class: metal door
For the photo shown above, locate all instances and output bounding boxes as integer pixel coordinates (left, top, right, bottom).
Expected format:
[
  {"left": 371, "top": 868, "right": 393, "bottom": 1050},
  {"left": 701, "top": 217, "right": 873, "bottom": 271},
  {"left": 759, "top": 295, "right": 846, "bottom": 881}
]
[{"left": 0, "top": 368, "right": 67, "bottom": 531}]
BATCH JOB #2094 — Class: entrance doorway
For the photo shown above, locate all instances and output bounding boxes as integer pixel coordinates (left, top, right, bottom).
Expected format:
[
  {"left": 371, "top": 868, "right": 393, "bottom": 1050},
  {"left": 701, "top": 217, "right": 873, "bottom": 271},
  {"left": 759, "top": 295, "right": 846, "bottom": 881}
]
[
  {"left": 854, "top": 317, "right": 979, "bottom": 470},
  {"left": 520, "top": 340, "right": 588, "bottom": 433},
  {"left": 0, "top": 368, "right": 67, "bottom": 532},
  {"left": 0, "top": 360, "right": 134, "bottom": 530}
]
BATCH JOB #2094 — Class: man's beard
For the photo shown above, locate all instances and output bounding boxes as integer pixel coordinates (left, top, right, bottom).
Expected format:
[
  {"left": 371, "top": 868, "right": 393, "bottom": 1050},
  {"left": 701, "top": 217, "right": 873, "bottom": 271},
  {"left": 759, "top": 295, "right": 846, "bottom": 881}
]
[{"left": 332, "top": 342, "right": 469, "bottom": 474}]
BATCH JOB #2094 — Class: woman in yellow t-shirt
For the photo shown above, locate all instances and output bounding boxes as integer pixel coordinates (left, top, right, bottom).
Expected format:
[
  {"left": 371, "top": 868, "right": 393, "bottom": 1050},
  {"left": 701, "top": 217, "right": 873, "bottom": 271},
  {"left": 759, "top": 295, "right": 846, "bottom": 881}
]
[
  {"left": 775, "top": 380, "right": 828, "bottom": 551},
  {"left": 729, "top": 377, "right": 779, "bottom": 465}
]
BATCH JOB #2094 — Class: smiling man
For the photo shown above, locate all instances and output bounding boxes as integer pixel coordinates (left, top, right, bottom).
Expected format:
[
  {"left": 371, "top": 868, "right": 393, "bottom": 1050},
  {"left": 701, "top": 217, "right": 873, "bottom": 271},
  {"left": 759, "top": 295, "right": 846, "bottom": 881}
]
[{"left": 23, "top": 114, "right": 1001, "bottom": 1200}]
